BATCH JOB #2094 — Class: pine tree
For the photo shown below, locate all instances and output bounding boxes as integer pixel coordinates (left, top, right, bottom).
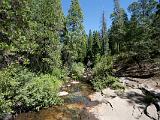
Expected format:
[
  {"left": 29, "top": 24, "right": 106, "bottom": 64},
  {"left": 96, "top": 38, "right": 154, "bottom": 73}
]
[
  {"left": 85, "top": 29, "right": 93, "bottom": 63},
  {"left": 87, "top": 30, "right": 93, "bottom": 54},
  {"left": 29, "top": 0, "right": 65, "bottom": 72},
  {"left": 128, "top": 0, "right": 157, "bottom": 25},
  {"left": 127, "top": 0, "right": 158, "bottom": 61},
  {"left": 109, "top": 0, "right": 126, "bottom": 54},
  {"left": 92, "top": 31, "right": 101, "bottom": 57},
  {"left": 101, "top": 12, "right": 109, "bottom": 55},
  {"left": 152, "top": 2, "right": 160, "bottom": 54},
  {"left": 65, "top": 0, "right": 87, "bottom": 64}
]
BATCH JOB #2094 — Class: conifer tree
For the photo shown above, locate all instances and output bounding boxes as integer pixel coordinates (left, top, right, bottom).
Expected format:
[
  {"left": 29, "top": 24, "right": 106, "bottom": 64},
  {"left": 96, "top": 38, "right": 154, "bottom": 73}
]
[
  {"left": 152, "top": 2, "right": 160, "bottom": 54},
  {"left": 66, "top": 0, "right": 87, "bottom": 64},
  {"left": 29, "top": 0, "right": 65, "bottom": 72},
  {"left": 92, "top": 31, "right": 101, "bottom": 57},
  {"left": 87, "top": 30, "right": 93, "bottom": 59},
  {"left": 101, "top": 12, "right": 109, "bottom": 55},
  {"left": 127, "top": 0, "right": 158, "bottom": 61},
  {"left": 109, "top": 0, "right": 126, "bottom": 54},
  {"left": 87, "top": 30, "right": 93, "bottom": 54},
  {"left": 85, "top": 29, "right": 93, "bottom": 63}
]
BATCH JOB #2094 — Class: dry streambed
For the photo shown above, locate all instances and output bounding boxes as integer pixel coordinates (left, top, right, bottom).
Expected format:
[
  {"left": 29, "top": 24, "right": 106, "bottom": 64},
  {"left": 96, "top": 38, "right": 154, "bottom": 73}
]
[{"left": 82, "top": 77, "right": 160, "bottom": 120}]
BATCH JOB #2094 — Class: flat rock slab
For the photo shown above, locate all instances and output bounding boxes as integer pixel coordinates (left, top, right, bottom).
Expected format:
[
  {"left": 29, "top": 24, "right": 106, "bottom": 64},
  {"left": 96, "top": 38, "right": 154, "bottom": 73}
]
[{"left": 86, "top": 88, "right": 157, "bottom": 120}]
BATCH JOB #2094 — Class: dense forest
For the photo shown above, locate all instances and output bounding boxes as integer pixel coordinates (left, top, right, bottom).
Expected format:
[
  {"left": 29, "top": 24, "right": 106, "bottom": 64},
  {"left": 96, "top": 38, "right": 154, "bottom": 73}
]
[{"left": 0, "top": 0, "right": 160, "bottom": 118}]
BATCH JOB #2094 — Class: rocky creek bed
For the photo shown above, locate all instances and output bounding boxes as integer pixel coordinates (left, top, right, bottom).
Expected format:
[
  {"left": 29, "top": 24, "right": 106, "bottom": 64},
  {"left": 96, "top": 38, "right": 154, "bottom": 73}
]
[{"left": 12, "top": 76, "right": 160, "bottom": 120}]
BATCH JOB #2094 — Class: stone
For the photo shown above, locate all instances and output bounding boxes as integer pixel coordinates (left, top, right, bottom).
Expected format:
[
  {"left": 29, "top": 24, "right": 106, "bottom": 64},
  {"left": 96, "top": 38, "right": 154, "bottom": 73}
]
[
  {"left": 58, "top": 91, "right": 69, "bottom": 96},
  {"left": 147, "top": 104, "right": 159, "bottom": 120},
  {"left": 67, "top": 84, "right": 71, "bottom": 87},
  {"left": 71, "top": 81, "right": 80, "bottom": 84}
]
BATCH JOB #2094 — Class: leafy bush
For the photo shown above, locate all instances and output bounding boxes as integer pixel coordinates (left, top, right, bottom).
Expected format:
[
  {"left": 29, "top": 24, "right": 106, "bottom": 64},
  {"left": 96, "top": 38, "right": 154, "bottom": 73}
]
[
  {"left": 0, "top": 64, "right": 63, "bottom": 116},
  {"left": 71, "top": 62, "right": 85, "bottom": 80},
  {"left": 92, "top": 56, "right": 124, "bottom": 91},
  {"left": 51, "top": 67, "right": 68, "bottom": 80},
  {"left": 93, "top": 56, "right": 113, "bottom": 76},
  {"left": 111, "top": 81, "right": 125, "bottom": 90},
  {"left": 91, "top": 76, "right": 106, "bottom": 91},
  {"left": 91, "top": 75, "right": 123, "bottom": 91},
  {"left": 0, "top": 94, "right": 12, "bottom": 118},
  {"left": 113, "top": 53, "right": 130, "bottom": 63},
  {"left": 15, "top": 74, "right": 63, "bottom": 110},
  {"left": 0, "top": 64, "right": 35, "bottom": 116}
]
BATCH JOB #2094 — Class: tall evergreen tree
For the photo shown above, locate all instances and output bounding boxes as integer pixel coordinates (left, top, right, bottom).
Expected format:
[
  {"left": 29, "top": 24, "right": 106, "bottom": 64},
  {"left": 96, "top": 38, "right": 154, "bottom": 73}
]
[
  {"left": 127, "top": 0, "right": 158, "bottom": 61},
  {"left": 88, "top": 30, "right": 93, "bottom": 52},
  {"left": 92, "top": 31, "right": 101, "bottom": 57},
  {"left": 152, "top": 2, "right": 160, "bottom": 55},
  {"left": 109, "top": 0, "right": 126, "bottom": 54},
  {"left": 128, "top": 0, "right": 157, "bottom": 25},
  {"left": 29, "top": 0, "right": 65, "bottom": 72},
  {"left": 101, "top": 12, "right": 109, "bottom": 55},
  {"left": 86, "top": 30, "right": 93, "bottom": 58},
  {"left": 65, "top": 0, "right": 87, "bottom": 65}
]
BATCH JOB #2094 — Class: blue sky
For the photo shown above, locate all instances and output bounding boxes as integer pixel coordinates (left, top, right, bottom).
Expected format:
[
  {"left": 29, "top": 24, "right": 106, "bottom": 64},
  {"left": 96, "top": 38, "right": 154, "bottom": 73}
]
[{"left": 62, "top": 0, "right": 136, "bottom": 33}]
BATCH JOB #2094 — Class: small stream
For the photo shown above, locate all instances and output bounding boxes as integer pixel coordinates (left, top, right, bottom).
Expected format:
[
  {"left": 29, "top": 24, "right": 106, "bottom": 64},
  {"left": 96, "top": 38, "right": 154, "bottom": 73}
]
[{"left": 15, "top": 82, "right": 98, "bottom": 120}]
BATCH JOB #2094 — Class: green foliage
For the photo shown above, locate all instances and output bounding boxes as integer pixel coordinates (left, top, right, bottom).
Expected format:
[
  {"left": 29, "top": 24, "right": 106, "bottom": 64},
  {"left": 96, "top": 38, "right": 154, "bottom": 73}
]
[
  {"left": 111, "top": 81, "right": 125, "bottom": 90},
  {"left": 0, "top": 64, "right": 35, "bottom": 116},
  {"left": 91, "top": 75, "right": 123, "bottom": 91},
  {"left": 91, "top": 76, "right": 106, "bottom": 91},
  {"left": 92, "top": 55, "right": 123, "bottom": 91},
  {"left": 126, "top": 0, "right": 158, "bottom": 58},
  {"left": 51, "top": 67, "right": 68, "bottom": 80},
  {"left": 71, "top": 62, "right": 85, "bottom": 80},
  {"left": 28, "top": 0, "right": 65, "bottom": 72},
  {"left": 109, "top": 0, "right": 127, "bottom": 55},
  {"left": 101, "top": 12, "right": 110, "bottom": 55},
  {"left": 15, "top": 74, "right": 63, "bottom": 110},
  {"left": 0, "top": 94, "right": 12, "bottom": 117},
  {"left": 0, "top": 0, "right": 159, "bottom": 117},
  {"left": 92, "top": 31, "right": 101, "bottom": 57},
  {"left": 0, "top": 64, "right": 63, "bottom": 116},
  {"left": 93, "top": 55, "right": 113, "bottom": 76},
  {"left": 63, "top": 0, "right": 87, "bottom": 66},
  {"left": 144, "top": 95, "right": 154, "bottom": 104}
]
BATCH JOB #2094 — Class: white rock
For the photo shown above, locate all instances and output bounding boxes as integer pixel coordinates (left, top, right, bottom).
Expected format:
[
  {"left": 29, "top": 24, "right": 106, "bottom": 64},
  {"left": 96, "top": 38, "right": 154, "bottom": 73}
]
[
  {"left": 58, "top": 91, "right": 69, "bottom": 96},
  {"left": 71, "top": 81, "right": 80, "bottom": 84},
  {"left": 147, "top": 104, "right": 158, "bottom": 120},
  {"left": 67, "top": 84, "right": 71, "bottom": 87}
]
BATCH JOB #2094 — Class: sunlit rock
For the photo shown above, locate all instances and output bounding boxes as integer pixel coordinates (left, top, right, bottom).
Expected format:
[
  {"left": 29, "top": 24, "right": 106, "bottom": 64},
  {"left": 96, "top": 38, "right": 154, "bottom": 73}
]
[
  {"left": 58, "top": 91, "right": 69, "bottom": 96},
  {"left": 71, "top": 81, "right": 80, "bottom": 84},
  {"left": 67, "top": 84, "right": 71, "bottom": 87},
  {"left": 147, "top": 104, "right": 159, "bottom": 120}
]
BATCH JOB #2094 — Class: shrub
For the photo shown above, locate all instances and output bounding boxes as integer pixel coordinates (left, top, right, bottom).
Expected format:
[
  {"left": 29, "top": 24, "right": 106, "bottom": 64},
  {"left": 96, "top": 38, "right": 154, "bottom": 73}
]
[
  {"left": 111, "top": 81, "right": 125, "bottom": 90},
  {"left": 113, "top": 52, "right": 130, "bottom": 63},
  {"left": 0, "top": 94, "right": 12, "bottom": 118},
  {"left": 14, "top": 74, "right": 63, "bottom": 111},
  {"left": 0, "top": 64, "right": 35, "bottom": 116},
  {"left": 93, "top": 56, "right": 113, "bottom": 76},
  {"left": 0, "top": 64, "right": 63, "bottom": 116},
  {"left": 91, "top": 76, "right": 106, "bottom": 91},
  {"left": 91, "top": 56, "right": 124, "bottom": 91},
  {"left": 91, "top": 75, "right": 123, "bottom": 91},
  {"left": 71, "top": 62, "right": 85, "bottom": 80},
  {"left": 51, "top": 67, "right": 68, "bottom": 80}
]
